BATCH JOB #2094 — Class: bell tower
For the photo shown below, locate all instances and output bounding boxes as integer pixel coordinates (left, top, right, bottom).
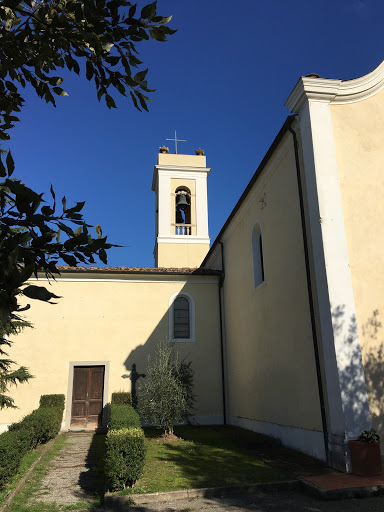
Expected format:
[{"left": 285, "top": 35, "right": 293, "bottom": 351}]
[{"left": 152, "top": 147, "right": 210, "bottom": 268}]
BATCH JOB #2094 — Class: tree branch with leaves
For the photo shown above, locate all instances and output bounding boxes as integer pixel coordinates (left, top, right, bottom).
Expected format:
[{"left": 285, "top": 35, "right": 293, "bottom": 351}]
[
  {"left": 0, "top": 0, "right": 176, "bottom": 407},
  {"left": 0, "top": 0, "right": 176, "bottom": 140}
]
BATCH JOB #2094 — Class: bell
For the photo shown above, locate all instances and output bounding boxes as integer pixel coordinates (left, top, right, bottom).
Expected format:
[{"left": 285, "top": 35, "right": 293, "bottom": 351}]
[{"left": 176, "top": 193, "right": 189, "bottom": 206}]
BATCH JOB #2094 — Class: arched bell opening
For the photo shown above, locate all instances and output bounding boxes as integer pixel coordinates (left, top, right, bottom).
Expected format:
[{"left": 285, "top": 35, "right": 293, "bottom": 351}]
[{"left": 175, "top": 187, "right": 191, "bottom": 235}]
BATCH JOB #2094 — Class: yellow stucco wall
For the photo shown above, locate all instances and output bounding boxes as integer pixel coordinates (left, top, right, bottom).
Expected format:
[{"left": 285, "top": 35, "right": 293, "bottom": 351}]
[
  {"left": 221, "top": 133, "right": 322, "bottom": 431},
  {"left": 2, "top": 274, "right": 222, "bottom": 427},
  {"left": 331, "top": 89, "right": 384, "bottom": 435},
  {"left": 158, "top": 153, "right": 206, "bottom": 167},
  {"left": 157, "top": 243, "right": 210, "bottom": 269}
]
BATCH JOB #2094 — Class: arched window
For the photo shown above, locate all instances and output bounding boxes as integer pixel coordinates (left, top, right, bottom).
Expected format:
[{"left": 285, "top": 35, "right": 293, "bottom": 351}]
[
  {"left": 174, "top": 297, "right": 190, "bottom": 338},
  {"left": 252, "top": 222, "right": 265, "bottom": 288},
  {"left": 169, "top": 292, "right": 195, "bottom": 342},
  {"left": 175, "top": 187, "right": 191, "bottom": 235}
]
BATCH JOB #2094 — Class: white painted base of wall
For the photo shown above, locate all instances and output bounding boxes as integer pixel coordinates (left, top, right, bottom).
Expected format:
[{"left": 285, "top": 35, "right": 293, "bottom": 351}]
[
  {"left": 228, "top": 416, "right": 326, "bottom": 461},
  {"left": 192, "top": 415, "right": 224, "bottom": 425},
  {"left": 0, "top": 424, "right": 9, "bottom": 434},
  {"left": 60, "top": 421, "right": 66, "bottom": 431}
]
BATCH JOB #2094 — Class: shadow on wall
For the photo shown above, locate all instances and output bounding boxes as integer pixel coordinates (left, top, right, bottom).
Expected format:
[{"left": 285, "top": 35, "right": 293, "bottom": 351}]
[
  {"left": 362, "top": 310, "right": 384, "bottom": 438},
  {"left": 331, "top": 306, "right": 384, "bottom": 440},
  {"left": 117, "top": 280, "right": 218, "bottom": 417},
  {"left": 331, "top": 305, "right": 370, "bottom": 435}
]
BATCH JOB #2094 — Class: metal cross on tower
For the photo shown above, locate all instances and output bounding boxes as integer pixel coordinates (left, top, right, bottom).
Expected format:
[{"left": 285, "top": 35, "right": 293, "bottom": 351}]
[{"left": 166, "top": 130, "right": 186, "bottom": 154}]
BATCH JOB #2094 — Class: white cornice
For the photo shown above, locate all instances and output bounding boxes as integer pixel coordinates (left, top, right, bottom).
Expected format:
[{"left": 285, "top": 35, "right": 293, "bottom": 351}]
[
  {"left": 152, "top": 166, "right": 211, "bottom": 191},
  {"left": 157, "top": 235, "right": 210, "bottom": 244},
  {"left": 285, "top": 60, "right": 384, "bottom": 113}
]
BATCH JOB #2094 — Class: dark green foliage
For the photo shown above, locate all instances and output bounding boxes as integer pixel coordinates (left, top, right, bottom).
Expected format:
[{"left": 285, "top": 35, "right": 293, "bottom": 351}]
[
  {"left": 175, "top": 360, "right": 196, "bottom": 423},
  {"left": 105, "top": 401, "right": 146, "bottom": 490},
  {"left": 0, "top": 396, "right": 64, "bottom": 489},
  {"left": 0, "top": 430, "right": 29, "bottom": 488},
  {"left": 110, "top": 403, "right": 141, "bottom": 430},
  {"left": 105, "top": 427, "right": 146, "bottom": 491},
  {"left": 39, "top": 394, "right": 65, "bottom": 409},
  {"left": 0, "top": 170, "right": 116, "bottom": 407},
  {"left": 138, "top": 342, "right": 196, "bottom": 435},
  {"left": 111, "top": 391, "right": 132, "bottom": 405},
  {"left": 0, "top": 1, "right": 176, "bottom": 141},
  {"left": 9, "top": 406, "right": 63, "bottom": 449},
  {"left": 0, "top": 319, "right": 33, "bottom": 409},
  {"left": 0, "top": 0, "right": 175, "bottom": 410}
]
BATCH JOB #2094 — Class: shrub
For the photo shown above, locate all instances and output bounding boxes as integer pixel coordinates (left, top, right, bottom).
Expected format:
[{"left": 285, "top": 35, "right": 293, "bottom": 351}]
[
  {"left": 9, "top": 406, "right": 63, "bottom": 449},
  {"left": 105, "top": 428, "right": 146, "bottom": 491},
  {"left": 111, "top": 392, "right": 132, "bottom": 405},
  {"left": 110, "top": 403, "right": 141, "bottom": 430},
  {"left": 138, "top": 341, "right": 195, "bottom": 434},
  {"left": 0, "top": 430, "right": 30, "bottom": 488},
  {"left": 358, "top": 428, "right": 380, "bottom": 443},
  {"left": 39, "top": 394, "right": 65, "bottom": 409}
]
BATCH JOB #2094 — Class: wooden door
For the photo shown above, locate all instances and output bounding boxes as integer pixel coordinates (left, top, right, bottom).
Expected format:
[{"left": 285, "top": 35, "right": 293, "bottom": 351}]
[{"left": 71, "top": 366, "right": 105, "bottom": 428}]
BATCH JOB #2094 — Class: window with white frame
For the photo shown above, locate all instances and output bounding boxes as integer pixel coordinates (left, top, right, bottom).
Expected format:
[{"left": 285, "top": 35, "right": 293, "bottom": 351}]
[
  {"left": 252, "top": 221, "right": 265, "bottom": 288},
  {"left": 169, "top": 292, "right": 195, "bottom": 342}
]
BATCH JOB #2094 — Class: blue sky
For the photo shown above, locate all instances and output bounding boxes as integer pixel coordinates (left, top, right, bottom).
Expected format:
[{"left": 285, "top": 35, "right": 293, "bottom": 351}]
[{"left": 7, "top": 0, "right": 384, "bottom": 267}]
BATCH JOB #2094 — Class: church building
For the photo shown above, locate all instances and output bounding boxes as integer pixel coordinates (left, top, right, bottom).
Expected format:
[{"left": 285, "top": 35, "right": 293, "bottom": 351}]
[{"left": 3, "top": 61, "right": 384, "bottom": 473}]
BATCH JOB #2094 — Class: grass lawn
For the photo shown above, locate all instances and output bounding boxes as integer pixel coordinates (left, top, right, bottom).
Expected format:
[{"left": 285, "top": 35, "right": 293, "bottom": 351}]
[
  {"left": 0, "top": 443, "right": 48, "bottom": 508},
  {"left": 119, "top": 426, "right": 287, "bottom": 495}
]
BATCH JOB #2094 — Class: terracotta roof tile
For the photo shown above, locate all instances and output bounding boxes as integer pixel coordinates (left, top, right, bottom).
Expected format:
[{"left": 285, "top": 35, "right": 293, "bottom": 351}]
[{"left": 56, "top": 266, "right": 221, "bottom": 276}]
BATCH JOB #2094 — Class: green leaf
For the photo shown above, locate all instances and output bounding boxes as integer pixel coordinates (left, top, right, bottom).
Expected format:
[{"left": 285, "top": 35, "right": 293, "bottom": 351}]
[
  {"left": 105, "top": 94, "right": 117, "bottom": 109},
  {"left": 102, "top": 43, "right": 114, "bottom": 53},
  {"left": 158, "top": 15, "right": 173, "bottom": 25},
  {"left": 99, "top": 248, "right": 107, "bottom": 264},
  {"left": 97, "top": 88, "right": 106, "bottom": 102},
  {"left": 86, "top": 61, "right": 94, "bottom": 81},
  {"left": 65, "top": 201, "right": 85, "bottom": 215},
  {"left": 128, "top": 4, "right": 137, "bottom": 17},
  {"left": 61, "top": 253, "right": 77, "bottom": 266},
  {"left": 6, "top": 151, "right": 14, "bottom": 176},
  {"left": 0, "top": 155, "right": 6, "bottom": 178},
  {"left": 41, "top": 206, "right": 54, "bottom": 216},
  {"left": 48, "top": 77, "right": 64, "bottom": 86},
  {"left": 134, "top": 69, "right": 148, "bottom": 84},
  {"left": 141, "top": 1, "right": 157, "bottom": 19},
  {"left": 62, "top": 196, "right": 67, "bottom": 212},
  {"left": 138, "top": 93, "right": 149, "bottom": 112},
  {"left": 53, "top": 87, "right": 69, "bottom": 97},
  {"left": 130, "top": 91, "right": 140, "bottom": 110}
]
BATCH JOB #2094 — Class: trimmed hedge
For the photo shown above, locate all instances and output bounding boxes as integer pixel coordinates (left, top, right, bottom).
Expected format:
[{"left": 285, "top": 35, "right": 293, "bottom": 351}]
[
  {"left": 0, "top": 430, "right": 30, "bottom": 487},
  {"left": 105, "top": 428, "right": 146, "bottom": 491},
  {"left": 39, "top": 394, "right": 65, "bottom": 409},
  {"left": 9, "top": 407, "right": 63, "bottom": 449},
  {"left": 109, "top": 404, "right": 141, "bottom": 430},
  {"left": 106, "top": 401, "right": 146, "bottom": 490},
  {"left": 111, "top": 392, "right": 132, "bottom": 405},
  {"left": 0, "top": 394, "right": 65, "bottom": 489}
]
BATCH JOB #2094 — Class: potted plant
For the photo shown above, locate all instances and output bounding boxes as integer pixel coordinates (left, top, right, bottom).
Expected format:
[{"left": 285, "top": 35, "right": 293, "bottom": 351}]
[{"left": 349, "top": 428, "right": 383, "bottom": 476}]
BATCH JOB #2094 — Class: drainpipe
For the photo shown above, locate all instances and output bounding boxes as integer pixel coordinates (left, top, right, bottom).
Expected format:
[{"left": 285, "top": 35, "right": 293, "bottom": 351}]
[
  {"left": 218, "top": 241, "right": 227, "bottom": 425},
  {"left": 289, "top": 125, "right": 329, "bottom": 463}
]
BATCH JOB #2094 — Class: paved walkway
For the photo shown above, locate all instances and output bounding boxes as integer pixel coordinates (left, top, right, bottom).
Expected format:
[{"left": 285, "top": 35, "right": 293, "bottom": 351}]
[
  {"left": 122, "top": 492, "right": 384, "bottom": 512},
  {"left": 31, "top": 432, "right": 104, "bottom": 509}
]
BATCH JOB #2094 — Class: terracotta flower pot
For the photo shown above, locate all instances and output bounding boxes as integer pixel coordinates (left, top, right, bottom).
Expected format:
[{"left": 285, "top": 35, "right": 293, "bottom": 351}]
[{"left": 349, "top": 440, "right": 383, "bottom": 476}]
